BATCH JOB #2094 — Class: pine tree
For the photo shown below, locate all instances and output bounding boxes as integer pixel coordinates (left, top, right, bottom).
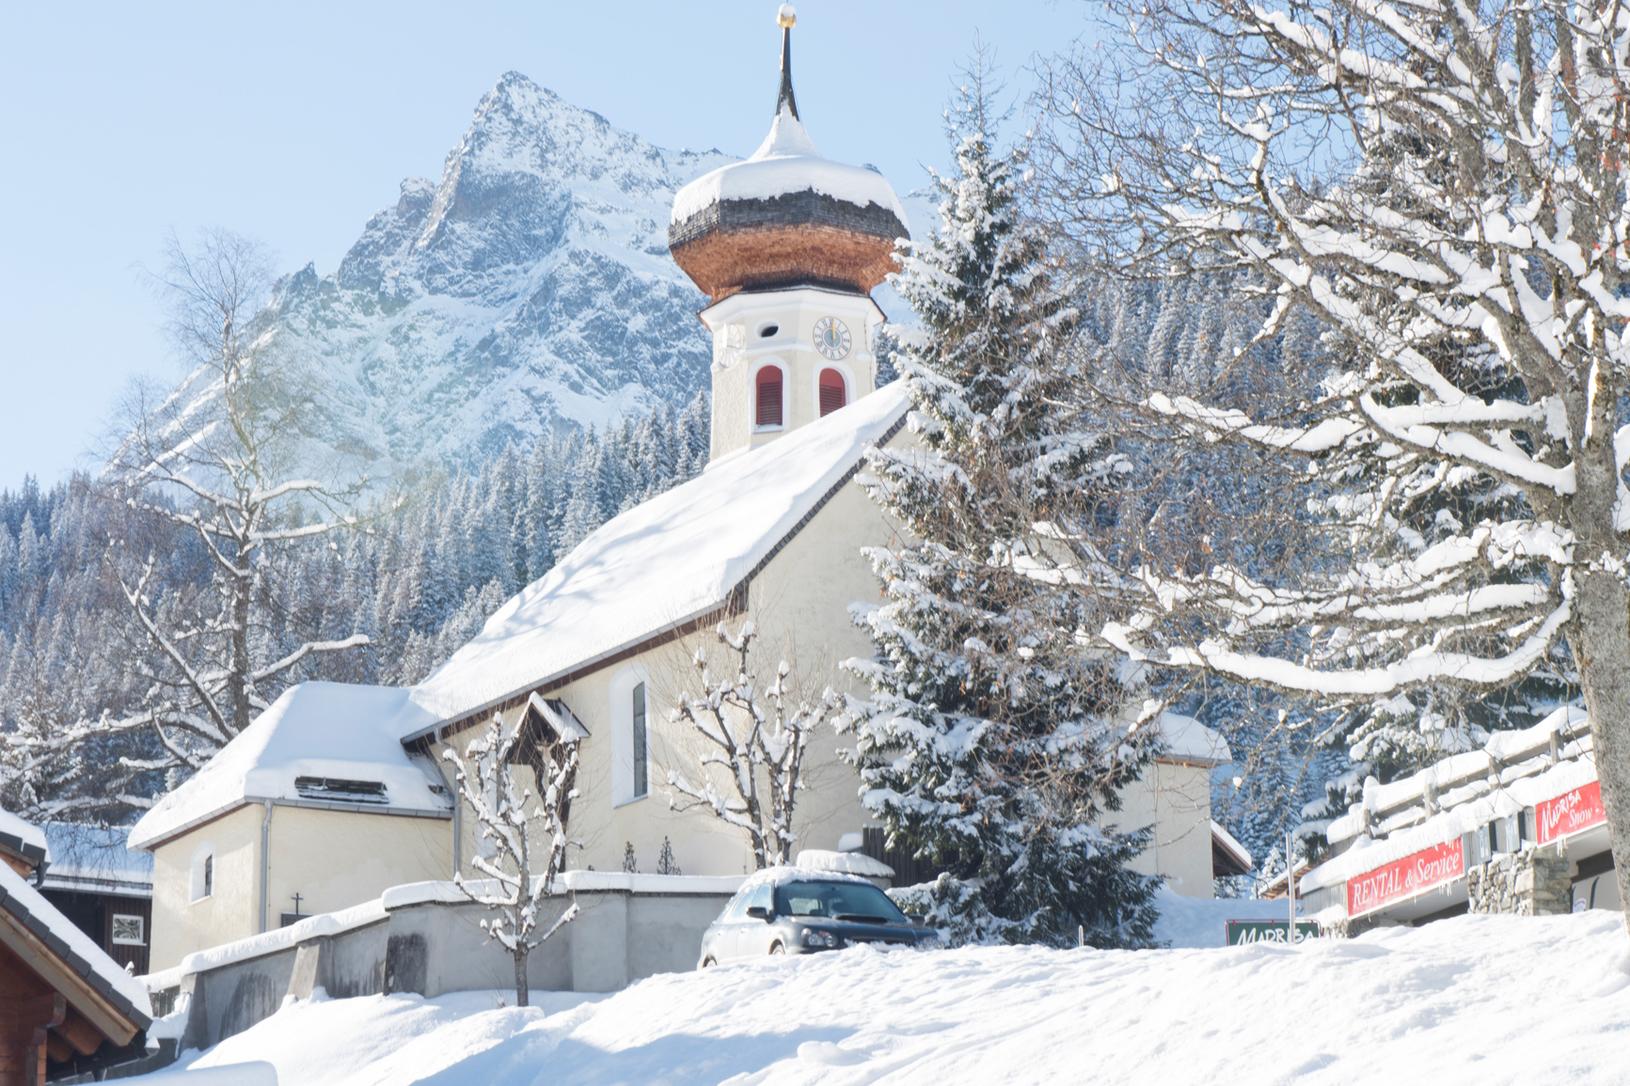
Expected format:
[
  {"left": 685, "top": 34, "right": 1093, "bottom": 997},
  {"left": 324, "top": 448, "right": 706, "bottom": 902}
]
[{"left": 844, "top": 70, "right": 1159, "bottom": 949}]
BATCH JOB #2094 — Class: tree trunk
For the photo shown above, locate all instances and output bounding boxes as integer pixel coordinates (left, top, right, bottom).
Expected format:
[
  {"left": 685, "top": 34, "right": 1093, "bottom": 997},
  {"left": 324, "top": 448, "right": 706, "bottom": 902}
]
[
  {"left": 514, "top": 950, "right": 529, "bottom": 1008},
  {"left": 1569, "top": 568, "right": 1630, "bottom": 936}
]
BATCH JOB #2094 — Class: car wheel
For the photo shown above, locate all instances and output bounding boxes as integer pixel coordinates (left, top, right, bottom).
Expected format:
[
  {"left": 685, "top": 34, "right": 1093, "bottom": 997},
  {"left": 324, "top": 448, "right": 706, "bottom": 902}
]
[
  {"left": 769, "top": 942, "right": 785, "bottom": 956},
  {"left": 700, "top": 957, "right": 716, "bottom": 968}
]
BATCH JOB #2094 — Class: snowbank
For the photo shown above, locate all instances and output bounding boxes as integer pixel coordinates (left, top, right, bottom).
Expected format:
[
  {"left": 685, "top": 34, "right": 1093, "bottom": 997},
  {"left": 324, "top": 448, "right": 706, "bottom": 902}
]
[
  {"left": 1153, "top": 888, "right": 1299, "bottom": 948},
  {"left": 125, "top": 911, "right": 1629, "bottom": 1084}
]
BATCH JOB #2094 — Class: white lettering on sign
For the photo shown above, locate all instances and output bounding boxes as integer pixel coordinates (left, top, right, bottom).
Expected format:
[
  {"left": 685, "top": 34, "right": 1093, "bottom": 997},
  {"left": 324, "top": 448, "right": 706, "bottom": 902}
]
[
  {"left": 1346, "top": 839, "right": 1465, "bottom": 918},
  {"left": 1535, "top": 781, "right": 1605, "bottom": 846}
]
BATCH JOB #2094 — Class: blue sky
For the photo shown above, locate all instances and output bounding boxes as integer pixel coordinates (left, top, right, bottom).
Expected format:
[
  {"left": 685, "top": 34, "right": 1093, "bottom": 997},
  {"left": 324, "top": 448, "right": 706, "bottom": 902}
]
[{"left": 0, "top": 1, "right": 1087, "bottom": 489}]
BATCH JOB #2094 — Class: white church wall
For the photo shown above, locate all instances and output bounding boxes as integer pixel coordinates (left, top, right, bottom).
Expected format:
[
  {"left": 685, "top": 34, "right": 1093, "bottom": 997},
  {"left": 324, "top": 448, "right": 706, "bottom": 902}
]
[
  {"left": 264, "top": 806, "right": 451, "bottom": 929},
  {"left": 150, "top": 804, "right": 263, "bottom": 973},
  {"left": 1111, "top": 761, "right": 1218, "bottom": 899}
]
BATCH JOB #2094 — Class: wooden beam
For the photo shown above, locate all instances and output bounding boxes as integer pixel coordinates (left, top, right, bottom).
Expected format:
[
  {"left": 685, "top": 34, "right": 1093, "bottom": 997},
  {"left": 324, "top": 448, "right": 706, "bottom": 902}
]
[{"left": 0, "top": 910, "right": 140, "bottom": 1046}]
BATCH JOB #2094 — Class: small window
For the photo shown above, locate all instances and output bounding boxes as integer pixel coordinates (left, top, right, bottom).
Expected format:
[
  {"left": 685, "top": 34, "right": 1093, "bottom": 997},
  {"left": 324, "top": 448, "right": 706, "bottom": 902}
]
[
  {"left": 190, "top": 850, "right": 214, "bottom": 902},
  {"left": 294, "top": 776, "right": 388, "bottom": 804},
  {"left": 632, "top": 682, "right": 648, "bottom": 799},
  {"left": 818, "top": 368, "right": 847, "bottom": 416},
  {"left": 755, "top": 366, "right": 784, "bottom": 428},
  {"left": 111, "top": 914, "right": 146, "bottom": 946},
  {"left": 758, "top": 322, "right": 780, "bottom": 338}
]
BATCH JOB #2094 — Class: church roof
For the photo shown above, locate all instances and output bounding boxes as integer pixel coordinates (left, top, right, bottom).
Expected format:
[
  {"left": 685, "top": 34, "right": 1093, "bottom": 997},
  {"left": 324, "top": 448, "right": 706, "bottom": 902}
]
[
  {"left": 128, "top": 683, "right": 450, "bottom": 851},
  {"left": 399, "top": 381, "right": 911, "bottom": 737},
  {"left": 668, "top": 6, "right": 906, "bottom": 300}
]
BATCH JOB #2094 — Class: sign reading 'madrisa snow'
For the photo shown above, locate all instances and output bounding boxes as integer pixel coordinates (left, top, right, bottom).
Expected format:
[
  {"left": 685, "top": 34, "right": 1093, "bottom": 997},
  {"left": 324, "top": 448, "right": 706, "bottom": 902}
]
[
  {"left": 1535, "top": 781, "right": 1606, "bottom": 846},
  {"left": 1347, "top": 839, "right": 1466, "bottom": 918}
]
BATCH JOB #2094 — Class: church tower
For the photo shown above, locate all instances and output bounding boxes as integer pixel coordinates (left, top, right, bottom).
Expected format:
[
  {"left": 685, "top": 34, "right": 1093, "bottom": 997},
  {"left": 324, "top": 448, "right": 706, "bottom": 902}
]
[{"left": 669, "top": 5, "right": 908, "bottom": 462}]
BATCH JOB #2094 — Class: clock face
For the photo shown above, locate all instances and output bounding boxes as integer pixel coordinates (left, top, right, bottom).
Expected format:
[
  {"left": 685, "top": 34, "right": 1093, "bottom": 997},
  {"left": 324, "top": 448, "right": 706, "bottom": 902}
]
[{"left": 813, "top": 316, "right": 852, "bottom": 361}]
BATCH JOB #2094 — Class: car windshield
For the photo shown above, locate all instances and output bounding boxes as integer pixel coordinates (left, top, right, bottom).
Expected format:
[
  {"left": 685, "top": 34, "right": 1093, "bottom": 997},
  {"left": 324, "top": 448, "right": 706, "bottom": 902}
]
[{"left": 774, "top": 880, "right": 908, "bottom": 924}]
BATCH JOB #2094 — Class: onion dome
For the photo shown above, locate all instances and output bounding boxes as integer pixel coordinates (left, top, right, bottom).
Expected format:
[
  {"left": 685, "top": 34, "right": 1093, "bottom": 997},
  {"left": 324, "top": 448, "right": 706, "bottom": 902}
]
[{"left": 669, "top": 5, "right": 908, "bottom": 302}]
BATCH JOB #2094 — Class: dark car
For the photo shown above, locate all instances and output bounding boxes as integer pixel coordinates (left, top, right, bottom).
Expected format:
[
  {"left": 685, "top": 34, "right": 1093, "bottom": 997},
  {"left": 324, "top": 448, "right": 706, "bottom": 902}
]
[{"left": 698, "top": 873, "right": 940, "bottom": 965}]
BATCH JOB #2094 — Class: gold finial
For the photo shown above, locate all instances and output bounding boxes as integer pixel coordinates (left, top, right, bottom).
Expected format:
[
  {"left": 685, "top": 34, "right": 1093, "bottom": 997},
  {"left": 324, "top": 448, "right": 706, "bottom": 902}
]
[{"left": 777, "top": 4, "right": 797, "bottom": 29}]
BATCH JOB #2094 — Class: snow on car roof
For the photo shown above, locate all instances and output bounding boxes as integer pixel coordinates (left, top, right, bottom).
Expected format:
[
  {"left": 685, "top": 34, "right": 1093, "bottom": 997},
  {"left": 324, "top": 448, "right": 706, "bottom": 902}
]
[
  {"left": 400, "top": 381, "right": 910, "bottom": 732},
  {"left": 129, "top": 682, "right": 450, "bottom": 850},
  {"left": 736, "top": 865, "right": 879, "bottom": 893}
]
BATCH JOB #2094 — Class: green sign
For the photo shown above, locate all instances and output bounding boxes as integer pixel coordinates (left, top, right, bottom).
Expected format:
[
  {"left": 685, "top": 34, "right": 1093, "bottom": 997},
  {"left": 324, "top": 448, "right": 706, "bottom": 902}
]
[{"left": 1225, "top": 919, "right": 1322, "bottom": 945}]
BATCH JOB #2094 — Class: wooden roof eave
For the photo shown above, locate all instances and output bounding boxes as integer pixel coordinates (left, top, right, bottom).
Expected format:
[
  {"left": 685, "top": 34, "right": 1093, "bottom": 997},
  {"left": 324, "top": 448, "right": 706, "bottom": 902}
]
[{"left": 0, "top": 906, "right": 145, "bottom": 1048}]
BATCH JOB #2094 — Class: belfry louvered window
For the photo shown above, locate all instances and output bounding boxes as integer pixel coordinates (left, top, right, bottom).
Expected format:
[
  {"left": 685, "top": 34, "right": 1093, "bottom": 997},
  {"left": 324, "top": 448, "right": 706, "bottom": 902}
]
[
  {"left": 819, "top": 368, "right": 847, "bottom": 416},
  {"left": 755, "top": 366, "right": 784, "bottom": 427}
]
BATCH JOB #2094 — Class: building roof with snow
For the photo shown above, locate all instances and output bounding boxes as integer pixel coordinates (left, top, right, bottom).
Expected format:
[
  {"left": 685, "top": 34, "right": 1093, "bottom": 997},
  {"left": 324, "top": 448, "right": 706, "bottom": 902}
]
[
  {"left": 128, "top": 683, "right": 451, "bottom": 851},
  {"left": 39, "top": 823, "right": 153, "bottom": 898},
  {"left": 0, "top": 815, "right": 151, "bottom": 1063},
  {"left": 0, "top": 807, "right": 48, "bottom": 872},
  {"left": 668, "top": 6, "right": 906, "bottom": 301},
  {"left": 400, "top": 379, "right": 911, "bottom": 738}
]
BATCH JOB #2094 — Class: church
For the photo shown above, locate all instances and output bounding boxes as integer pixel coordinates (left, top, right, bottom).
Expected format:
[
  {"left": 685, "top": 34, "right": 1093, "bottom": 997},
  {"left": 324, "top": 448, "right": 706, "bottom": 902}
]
[{"left": 130, "top": 6, "right": 1246, "bottom": 973}]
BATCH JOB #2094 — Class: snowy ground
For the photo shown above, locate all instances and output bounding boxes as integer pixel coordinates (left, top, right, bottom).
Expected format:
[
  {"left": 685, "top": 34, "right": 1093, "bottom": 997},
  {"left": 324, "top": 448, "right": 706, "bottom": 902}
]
[{"left": 130, "top": 911, "right": 1629, "bottom": 1085}]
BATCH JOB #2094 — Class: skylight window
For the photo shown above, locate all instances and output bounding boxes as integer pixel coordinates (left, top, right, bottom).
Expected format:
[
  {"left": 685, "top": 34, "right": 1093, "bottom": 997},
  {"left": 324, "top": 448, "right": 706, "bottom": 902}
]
[{"left": 294, "top": 776, "right": 389, "bottom": 804}]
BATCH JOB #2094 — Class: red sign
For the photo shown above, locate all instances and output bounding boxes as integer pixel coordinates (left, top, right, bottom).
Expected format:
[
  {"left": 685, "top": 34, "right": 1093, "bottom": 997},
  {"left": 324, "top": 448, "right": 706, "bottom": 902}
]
[
  {"left": 1535, "top": 780, "right": 1606, "bottom": 845},
  {"left": 1346, "top": 839, "right": 1466, "bottom": 918}
]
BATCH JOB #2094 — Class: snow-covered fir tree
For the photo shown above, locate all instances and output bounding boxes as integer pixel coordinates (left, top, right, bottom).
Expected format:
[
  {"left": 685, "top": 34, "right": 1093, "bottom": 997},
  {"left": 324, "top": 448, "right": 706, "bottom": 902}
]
[
  {"left": 1051, "top": 0, "right": 1630, "bottom": 925},
  {"left": 845, "top": 72, "right": 1160, "bottom": 948}
]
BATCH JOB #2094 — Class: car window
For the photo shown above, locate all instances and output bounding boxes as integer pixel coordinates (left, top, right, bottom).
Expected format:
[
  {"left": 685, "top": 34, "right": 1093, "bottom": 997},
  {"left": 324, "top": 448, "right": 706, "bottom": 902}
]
[
  {"left": 720, "top": 892, "right": 749, "bottom": 921},
  {"left": 774, "top": 880, "right": 907, "bottom": 922},
  {"left": 747, "top": 882, "right": 774, "bottom": 913}
]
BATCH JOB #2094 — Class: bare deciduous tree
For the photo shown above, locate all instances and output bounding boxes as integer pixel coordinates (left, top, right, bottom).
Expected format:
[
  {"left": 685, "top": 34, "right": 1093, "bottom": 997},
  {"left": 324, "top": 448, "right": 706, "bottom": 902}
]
[
  {"left": 34, "top": 230, "right": 371, "bottom": 811},
  {"left": 667, "top": 621, "right": 841, "bottom": 869},
  {"left": 443, "top": 707, "right": 582, "bottom": 1007},
  {"left": 1040, "top": 0, "right": 1630, "bottom": 928}
]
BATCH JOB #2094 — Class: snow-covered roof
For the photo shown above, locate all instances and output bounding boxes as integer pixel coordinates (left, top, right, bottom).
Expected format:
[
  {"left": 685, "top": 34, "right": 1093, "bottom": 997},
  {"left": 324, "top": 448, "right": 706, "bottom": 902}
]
[
  {"left": 41, "top": 822, "right": 153, "bottom": 895},
  {"left": 400, "top": 381, "right": 911, "bottom": 733},
  {"left": 1302, "top": 704, "right": 1597, "bottom": 896},
  {"left": 129, "top": 682, "right": 450, "bottom": 851},
  {"left": 1210, "top": 820, "right": 1253, "bottom": 873},
  {"left": 0, "top": 835, "right": 152, "bottom": 1024},
  {"left": 0, "top": 806, "right": 48, "bottom": 867},
  {"left": 1155, "top": 712, "right": 1231, "bottom": 766},
  {"left": 671, "top": 106, "right": 906, "bottom": 229}
]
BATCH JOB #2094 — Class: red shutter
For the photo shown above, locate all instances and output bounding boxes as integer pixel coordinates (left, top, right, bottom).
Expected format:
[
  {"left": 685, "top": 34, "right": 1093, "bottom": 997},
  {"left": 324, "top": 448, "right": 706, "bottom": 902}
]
[
  {"left": 756, "top": 367, "right": 783, "bottom": 427},
  {"left": 819, "top": 368, "right": 847, "bottom": 416}
]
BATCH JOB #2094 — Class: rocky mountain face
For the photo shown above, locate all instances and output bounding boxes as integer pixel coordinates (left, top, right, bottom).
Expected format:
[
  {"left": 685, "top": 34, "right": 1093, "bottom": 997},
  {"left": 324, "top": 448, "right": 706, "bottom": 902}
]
[{"left": 173, "top": 72, "right": 732, "bottom": 487}]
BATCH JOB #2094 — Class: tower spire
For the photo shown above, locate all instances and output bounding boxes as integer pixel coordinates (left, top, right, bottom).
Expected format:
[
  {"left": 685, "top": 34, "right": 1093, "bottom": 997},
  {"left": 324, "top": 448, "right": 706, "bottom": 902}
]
[{"left": 775, "top": 5, "right": 799, "bottom": 120}]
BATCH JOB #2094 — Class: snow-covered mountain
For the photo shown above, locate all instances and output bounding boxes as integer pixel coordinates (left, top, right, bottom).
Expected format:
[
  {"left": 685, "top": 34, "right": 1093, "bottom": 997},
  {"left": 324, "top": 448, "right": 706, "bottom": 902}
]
[{"left": 171, "top": 72, "right": 732, "bottom": 485}]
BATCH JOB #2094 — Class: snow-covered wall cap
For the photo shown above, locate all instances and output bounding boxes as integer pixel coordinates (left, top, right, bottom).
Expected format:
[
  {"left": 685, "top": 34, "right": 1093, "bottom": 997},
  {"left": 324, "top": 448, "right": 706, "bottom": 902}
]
[
  {"left": 401, "top": 381, "right": 911, "bottom": 730},
  {"left": 129, "top": 682, "right": 451, "bottom": 851},
  {"left": 1155, "top": 712, "right": 1231, "bottom": 766}
]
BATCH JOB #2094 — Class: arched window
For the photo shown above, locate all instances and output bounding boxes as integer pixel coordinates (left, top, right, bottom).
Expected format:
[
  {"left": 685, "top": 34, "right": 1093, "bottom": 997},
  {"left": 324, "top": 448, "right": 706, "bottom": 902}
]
[
  {"left": 631, "top": 681, "right": 648, "bottom": 799},
  {"left": 755, "top": 365, "right": 784, "bottom": 428},
  {"left": 818, "top": 368, "right": 848, "bottom": 416},
  {"left": 190, "top": 847, "right": 214, "bottom": 902}
]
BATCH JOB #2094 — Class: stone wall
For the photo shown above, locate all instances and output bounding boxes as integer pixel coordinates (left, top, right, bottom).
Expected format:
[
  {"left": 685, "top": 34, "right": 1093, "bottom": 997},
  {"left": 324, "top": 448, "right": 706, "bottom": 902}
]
[
  {"left": 1466, "top": 848, "right": 1571, "bottom": 916},
  {"left": 155, "top": 877, "right": 737, "bottom": 1055}
]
